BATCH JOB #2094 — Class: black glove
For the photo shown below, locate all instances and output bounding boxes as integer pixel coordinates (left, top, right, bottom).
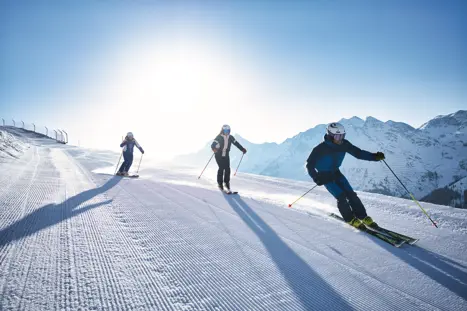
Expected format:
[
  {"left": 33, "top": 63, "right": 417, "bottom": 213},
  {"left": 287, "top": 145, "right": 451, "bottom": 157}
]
[
  {"left": 375, "top": 152, "right": 385, "bottom": 161},
  {"left": 242, "top": 148, "right": 247, "bottom": 154}
]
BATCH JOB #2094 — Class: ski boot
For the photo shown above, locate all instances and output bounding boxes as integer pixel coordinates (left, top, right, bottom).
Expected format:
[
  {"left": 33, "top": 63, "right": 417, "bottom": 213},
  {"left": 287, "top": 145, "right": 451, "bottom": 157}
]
[
  {"left": 361, "top": 216, "right": 379, "bottom": 229},
  {"left": 224, "top": 182, "right": 230, "bottom": 191},
  {"left": 123, "top": 171, "right": 129, "bottom": 177},
  {"left": 116, "top": 171, "right": 123, "bottom": 176},
  {"left": 218, "top": 183, "right": 224, "bottom": 191},
  {"left": 347, "top": 217, "right": 366, "bottom": 230}
]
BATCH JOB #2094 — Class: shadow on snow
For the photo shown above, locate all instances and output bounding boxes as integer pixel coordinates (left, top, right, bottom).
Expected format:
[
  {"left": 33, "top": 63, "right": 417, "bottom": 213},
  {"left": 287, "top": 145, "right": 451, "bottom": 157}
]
[
  {"left": 223, "top": 194, "right": 352, "bottom": 310},
  {"left": 0, "top": 176, "right": 121, "bottom": 247}
]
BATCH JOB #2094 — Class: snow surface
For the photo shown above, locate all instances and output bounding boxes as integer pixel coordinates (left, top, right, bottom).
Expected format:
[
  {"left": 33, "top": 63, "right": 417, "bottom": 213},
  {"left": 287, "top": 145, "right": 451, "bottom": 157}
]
[{"left": 1, "top": 128, "right": 467, "bottom": 310}]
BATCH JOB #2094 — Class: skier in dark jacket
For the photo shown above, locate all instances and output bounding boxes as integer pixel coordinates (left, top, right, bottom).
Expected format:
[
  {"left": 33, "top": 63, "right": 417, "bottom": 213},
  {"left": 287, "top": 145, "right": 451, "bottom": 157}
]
[
  {"left": 306, "top": 122, "right": 385, "bottom": 229},
  {"left": 211, "top": 124, "right": 247, "bottom": 191},
  {"left": 117, "top": 132, "right": 144, "bottom": 176}
]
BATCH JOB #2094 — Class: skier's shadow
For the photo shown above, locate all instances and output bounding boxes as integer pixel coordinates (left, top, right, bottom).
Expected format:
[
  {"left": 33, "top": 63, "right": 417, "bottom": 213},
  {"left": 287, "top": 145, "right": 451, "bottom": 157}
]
[
  {"left": 376, "top": 236, "right": 467, "bottom": 299},
  {"left": 223, "top": 195, "right": 351, "bottom": 310},
  {"left": 0, "top": 176, "right": 121, "bottom": 247}
]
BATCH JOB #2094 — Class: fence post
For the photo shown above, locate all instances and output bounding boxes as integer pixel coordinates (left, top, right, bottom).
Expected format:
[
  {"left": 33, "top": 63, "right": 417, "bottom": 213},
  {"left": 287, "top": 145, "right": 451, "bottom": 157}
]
[
  {"left": 45, "top": 126, "right": 48, "bottom": 137},
  {"left": 33, "top": 123, "right": 36, "bottom": 132},
  {"left": 464, "top": 190, "right": 467, "bottom": 209},
  {"left": 54, "top": 130, "right": 58, "bottom": 141},
  {"left": 62, "top": 130, "right": 68, "bottom": 144},
  {"left": 21, "top": 120, "right": 24, "bottom": 129},
  {"left": 58, "top": 130, "right": 64, "bottom": 143},
  {"left": 12, "top": 119, "right": 15, "bottom": 127},
  {"left": 1, "top": 119, "right": 4, "bottom": 126}
]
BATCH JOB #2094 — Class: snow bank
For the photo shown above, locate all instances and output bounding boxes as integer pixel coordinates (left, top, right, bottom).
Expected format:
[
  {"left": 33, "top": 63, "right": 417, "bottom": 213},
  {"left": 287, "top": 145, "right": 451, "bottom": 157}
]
[{"left": 0, "top": 129, "right": 26, "bottom": 160}]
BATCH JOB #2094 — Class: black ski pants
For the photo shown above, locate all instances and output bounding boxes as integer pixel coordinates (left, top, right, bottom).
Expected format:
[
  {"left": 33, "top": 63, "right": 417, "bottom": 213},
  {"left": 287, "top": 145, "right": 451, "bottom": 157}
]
[{"left": 215, "top": 155, "right": 230, "bottom": 185}]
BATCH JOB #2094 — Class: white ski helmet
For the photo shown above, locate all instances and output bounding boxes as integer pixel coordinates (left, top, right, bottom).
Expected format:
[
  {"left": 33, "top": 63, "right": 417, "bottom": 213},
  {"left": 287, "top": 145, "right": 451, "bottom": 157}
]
[
  {"left": 221, "top": 124, "right": 231, "bottom": 134},
  {"left": 127, "top": 132, "right": 134, "bottom": 139},
  {"left": 326, "top": 122, "right": 346, "bottom": 143}
]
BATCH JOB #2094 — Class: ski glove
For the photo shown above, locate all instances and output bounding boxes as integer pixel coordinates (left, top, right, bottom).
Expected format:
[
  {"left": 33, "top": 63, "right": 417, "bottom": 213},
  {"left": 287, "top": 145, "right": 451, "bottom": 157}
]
[
  {"left": 242, "top": 148, "right": 247, "bottom": 154},
  {"left": 375, "top": 152, "right": 385, "bottom": 161}
]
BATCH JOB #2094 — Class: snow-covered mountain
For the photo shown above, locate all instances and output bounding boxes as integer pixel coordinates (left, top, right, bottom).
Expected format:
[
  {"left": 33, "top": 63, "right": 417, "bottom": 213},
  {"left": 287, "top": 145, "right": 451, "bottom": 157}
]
[
  {"left": 178, "top": 111, "right": 467, "bottom": 206},
  {"left": 423, "top": 176, "right": 467, "bottom": 208},
  {"left": 450, "top": 177, "right": 467, "bottom": 208}
]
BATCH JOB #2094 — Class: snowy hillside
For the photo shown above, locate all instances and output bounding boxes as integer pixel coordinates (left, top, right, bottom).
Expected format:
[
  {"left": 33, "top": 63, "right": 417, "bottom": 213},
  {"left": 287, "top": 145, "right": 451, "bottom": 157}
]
[
  {"left": 0, "top": 127, "right": 27, "bottom": 160},
  {"left": 1, "top": 127, "right": 467, "bottom": 310},
  {"left": 178, "top": 111, "right": 467, "bottom": 206},
  {"left": 450, "top": 177, "right": 467, "bottom": 208},
  {"left": 423, "top": 176, "right": 467, "bottom": 209}
]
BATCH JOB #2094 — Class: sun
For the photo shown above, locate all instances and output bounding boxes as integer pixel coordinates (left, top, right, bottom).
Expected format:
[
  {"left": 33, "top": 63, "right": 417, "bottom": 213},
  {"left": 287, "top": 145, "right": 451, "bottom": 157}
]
[{"left": 94, "top": 37, "right": 254, "bottom": 159}]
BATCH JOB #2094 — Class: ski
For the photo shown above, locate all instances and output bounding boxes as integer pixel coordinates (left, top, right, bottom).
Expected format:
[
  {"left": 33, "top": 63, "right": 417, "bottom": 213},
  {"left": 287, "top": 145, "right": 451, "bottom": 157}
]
[
  {"left": 116, "top": 174, "right": 139, "bottom": 178},
  {"left": 370, "top": 226, "right": 418, "bottom": 245},
  {"left": 329, "top": 213, "right": 405, "bottom": 247},
  {"left": 217, "top": 185, "right": 238, "bottom": 195},
  {"left": 218, "top": 187, "right": 238, "bottom": 195},
  {"left": 222, "top": 189, "right": 238, "bottom": 195}
]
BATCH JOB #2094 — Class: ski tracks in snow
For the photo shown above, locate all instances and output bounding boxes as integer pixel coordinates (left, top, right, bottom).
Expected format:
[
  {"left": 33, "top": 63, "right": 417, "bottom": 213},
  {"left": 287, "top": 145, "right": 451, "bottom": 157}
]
[
  {"left": 141, "top": 182, "right": 448, "bottom": 311},
  {"left": 1, "top": 140, "right": 467, "bottom": 310}
]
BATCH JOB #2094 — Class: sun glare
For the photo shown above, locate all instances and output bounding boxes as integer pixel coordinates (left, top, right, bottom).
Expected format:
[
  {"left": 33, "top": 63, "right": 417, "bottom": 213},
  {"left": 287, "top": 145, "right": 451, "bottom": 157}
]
[{"left": 97, "top": 38, "right": 255, "bottom": 159}]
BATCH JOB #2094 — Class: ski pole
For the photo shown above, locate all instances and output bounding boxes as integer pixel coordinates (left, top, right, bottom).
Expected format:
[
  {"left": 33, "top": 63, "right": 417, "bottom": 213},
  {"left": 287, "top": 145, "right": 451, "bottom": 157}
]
[
  {"left": 288, "top": 185, "right": 319, "bottom": 208},
  {"left": 136, "top": 154, "right": 143, "bottom": 174},
  {"left": 382, "top": 159, "right": 438, "bottom": 228},
  {"left": 234, "top": 153, "right": 244, "bottom": 176},
  {"left": 114, "top": 151, "right": 123, "bottom": 175},
  {"left": 198, "top": 153, "right": 215, "bottom": 179}
]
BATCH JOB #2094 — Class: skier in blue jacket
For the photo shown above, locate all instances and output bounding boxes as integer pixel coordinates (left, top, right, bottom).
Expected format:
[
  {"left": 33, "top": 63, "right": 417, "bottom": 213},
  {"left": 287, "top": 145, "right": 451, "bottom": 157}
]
[
  {"left": 117, "top": 132, "right": 144, "bottom": 176},
  {"left": 306, "top": 123, "right": 385, "bottom": 229}
]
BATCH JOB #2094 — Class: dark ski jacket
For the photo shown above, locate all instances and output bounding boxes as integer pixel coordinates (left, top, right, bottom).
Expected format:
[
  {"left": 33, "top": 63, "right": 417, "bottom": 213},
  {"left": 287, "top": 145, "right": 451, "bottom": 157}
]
[
  {"left": 120, "top": 138, "right": 144, "bottom": 154},
  {"left": 306, "top": 135, "right": 377, "bottom": 182},
  {"left": 211, "top": 134, "right": 244, "bottom": 157}
]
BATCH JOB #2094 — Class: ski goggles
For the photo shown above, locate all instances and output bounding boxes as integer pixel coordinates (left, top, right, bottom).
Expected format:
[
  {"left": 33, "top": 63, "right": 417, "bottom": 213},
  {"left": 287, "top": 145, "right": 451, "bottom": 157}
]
[
  {"left": 222, "top": 129, "right": 231, "bottom": 134},
  {"left": 331, "top": 133, "right": 345, "bottom": 142}
]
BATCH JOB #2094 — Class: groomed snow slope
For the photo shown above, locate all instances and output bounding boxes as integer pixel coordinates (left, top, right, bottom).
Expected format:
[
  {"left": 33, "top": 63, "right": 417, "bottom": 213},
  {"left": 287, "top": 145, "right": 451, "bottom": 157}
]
[{"left": 1, "top": 129, "right": 466, "bottom": 311}]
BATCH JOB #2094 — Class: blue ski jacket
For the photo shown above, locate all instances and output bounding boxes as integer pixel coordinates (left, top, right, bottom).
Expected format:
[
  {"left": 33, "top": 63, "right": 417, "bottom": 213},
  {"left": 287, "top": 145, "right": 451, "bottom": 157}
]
[
  {"left": 306, "top": 135, "right": 377, "bottom": 181},
  {"left": 120, "top": 138, "right": 144, "bottom": 155}
]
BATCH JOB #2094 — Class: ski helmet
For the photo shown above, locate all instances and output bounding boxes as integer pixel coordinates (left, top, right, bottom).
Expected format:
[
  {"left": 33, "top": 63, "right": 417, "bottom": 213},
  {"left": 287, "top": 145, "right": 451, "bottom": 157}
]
[
  {"left": 326, "top": 122, "right": 346, "bottom": 143},
  {"left": 222, "top": 124, "right": 231, "bottom": 134},
  {"left": 127, "top": 132, "right": 134, "bottom": 139}
]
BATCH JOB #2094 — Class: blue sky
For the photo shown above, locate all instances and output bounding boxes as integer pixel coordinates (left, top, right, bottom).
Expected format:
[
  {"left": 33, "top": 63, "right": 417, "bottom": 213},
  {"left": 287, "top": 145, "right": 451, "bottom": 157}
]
[{"left": 1, "top": 0, "right": 466, "bottom": 157}]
